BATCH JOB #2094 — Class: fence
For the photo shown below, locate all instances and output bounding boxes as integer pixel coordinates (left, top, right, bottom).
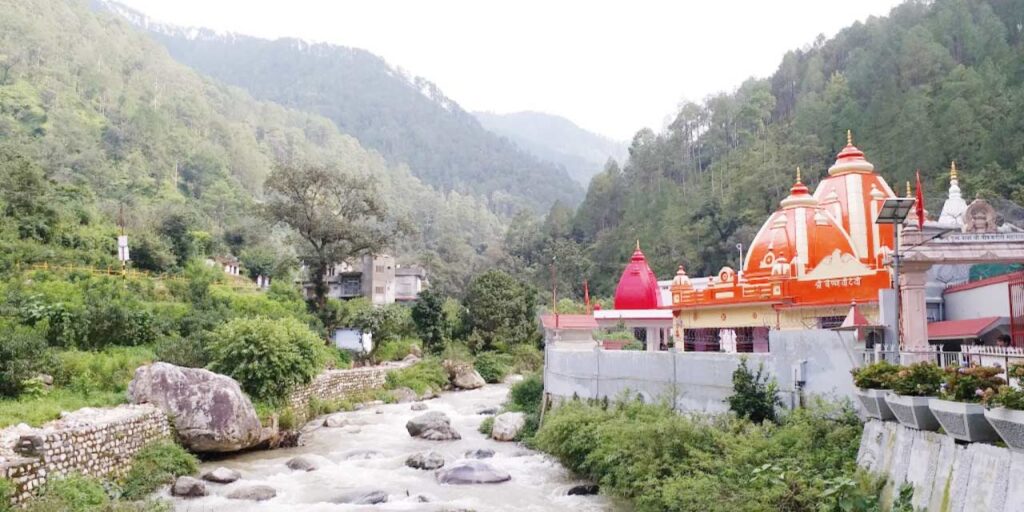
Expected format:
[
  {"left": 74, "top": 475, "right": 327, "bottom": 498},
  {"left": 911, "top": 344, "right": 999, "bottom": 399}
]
[{"left": 856, "top": 344, "right": 1024, "bottom": 385}]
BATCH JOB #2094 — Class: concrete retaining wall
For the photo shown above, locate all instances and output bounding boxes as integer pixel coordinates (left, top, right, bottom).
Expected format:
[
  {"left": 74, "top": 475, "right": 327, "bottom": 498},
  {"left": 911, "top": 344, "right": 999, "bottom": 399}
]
[
  {"left": 544, "top": 329, "right": 860, "bottom": 412},
  {"left": 0, "top": 404, "right": 170, "bottom": 506},
  {"left": 858, "top": 419, "right": 1024, "bottom": 512}
]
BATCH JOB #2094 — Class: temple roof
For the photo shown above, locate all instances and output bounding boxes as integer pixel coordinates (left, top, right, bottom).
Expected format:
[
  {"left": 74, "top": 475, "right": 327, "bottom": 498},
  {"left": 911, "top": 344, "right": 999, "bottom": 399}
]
[{"left": 614, "top": 242, "right": 661, "bottom": 310}]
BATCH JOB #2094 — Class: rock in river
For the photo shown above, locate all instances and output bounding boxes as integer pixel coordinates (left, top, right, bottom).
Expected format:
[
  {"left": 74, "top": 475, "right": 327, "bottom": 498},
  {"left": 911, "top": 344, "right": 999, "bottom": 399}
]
[
  {"left": 127, "top": 362, "right": 263, "bottom": 453},
  {"left": 200, "top": 467, "right": 240, "bottom": 484},
  {"left": 286, "top": 455, "right": 318, "bottom": 471},
  {"left": 411, "top": 402, "right": 428, "bottom": 411},
  {"left": 568, "top": 484, "right": 600, "bottom": 496},
  {"left": 491, "top": 412, "right": 527, "bottom": 442},
  {"left": 227, "top": 484, "right": 277, "bottom": 501},
  {"left": 406, "top": 450, "right": 445, "bottom": 470},
  {"left": 406, "top": 411, "right": 461, "bottom": 440},
  {"left": 436, "top": 460, "right": 511, "bottom": 485},
  {"left": 464, "top": 448, "right": 495, "bottom": 459},
  {"left": 171, "top": 476, "right": 207, "bottom": 498},
  {"left": 333, "top": 489, "right": 389, "bottom": 505},
  {"left": 390, "top": 387, "right": 419, "bottom": 403}
]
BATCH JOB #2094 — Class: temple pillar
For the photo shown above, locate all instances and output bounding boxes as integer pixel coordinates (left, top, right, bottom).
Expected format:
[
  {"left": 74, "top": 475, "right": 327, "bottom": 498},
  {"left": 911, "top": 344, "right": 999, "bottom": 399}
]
[
  {"left": 900, "top": 264, "right": 930, "bottom": 349},
  {"left": 645, "top": 327, "right": 657, "bottom": 352}
]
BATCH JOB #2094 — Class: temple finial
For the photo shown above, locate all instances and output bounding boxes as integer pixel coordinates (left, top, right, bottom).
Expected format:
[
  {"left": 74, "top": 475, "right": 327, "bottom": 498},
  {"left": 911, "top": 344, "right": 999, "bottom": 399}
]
[
  {"left": 635, "top": 239, "right": 640, "bottom": 251},
  {"left": 795, "top": 167, "right": 802, "bottom": 184},
  {"left": 846, "top": 129, "right": 853, "bottom": 146},
  {"left": 906, "top": 181, "right": 911, "bottom": 197},
  {"left": 950, "top": 160, "right": 958, "bottom": 181}
]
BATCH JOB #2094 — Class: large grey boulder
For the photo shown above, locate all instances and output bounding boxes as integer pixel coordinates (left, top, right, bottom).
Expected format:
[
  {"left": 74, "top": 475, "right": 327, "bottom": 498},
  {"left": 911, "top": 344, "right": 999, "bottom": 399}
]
[
  {"left": 491, "top": 412, "right": 527, "bottom": 442},
  {"left": 286, "top": 455, "right": 318, "bottom": 472},
  {"left": 127, "top": 362, "right": 263, "bottom": 453},
  {"left": 390, "top": 387, "right": 418, "bottom": 403},
  {"left": 436, "top": 460, "right": 511, "bottom": 484},
  {"left": 453, "top": 369, "right": 486, "bottom": 390},
  {"left": 171, "top": 476, "right": 207, "bottom": 498},
  {"left": 227, "top": 484, "right": 277, "bottom": 501},
  {"left": 200, "top": 467, "right": 240, "bottom": 484},
  {"left": 406, "top": 451, "right": 445, "bottom": 470},
  {"left": 406, "top": 411, "right": 461, "bottom": 441},
  {"left": 332, "top": 489, "right": 388, "bottom": 505}
]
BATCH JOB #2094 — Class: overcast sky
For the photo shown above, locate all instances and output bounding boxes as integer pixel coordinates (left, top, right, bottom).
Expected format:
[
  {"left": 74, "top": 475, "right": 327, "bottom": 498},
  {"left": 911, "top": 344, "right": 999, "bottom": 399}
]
[{"left": 117, "top": 0, "right": 904, "bottom": 141}]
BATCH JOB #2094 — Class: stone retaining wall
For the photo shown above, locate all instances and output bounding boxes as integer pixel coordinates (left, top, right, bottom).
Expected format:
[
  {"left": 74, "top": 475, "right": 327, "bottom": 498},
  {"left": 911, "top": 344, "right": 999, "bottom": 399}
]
[
  {"left": 0, "top": 404, "right": 170, "bottom": 506},
  {"left": 857, "top": 419, "right": 1024, "bottom": 512},
  {"left": 286, "top": 362, "right": 408, "bottom": 411}
]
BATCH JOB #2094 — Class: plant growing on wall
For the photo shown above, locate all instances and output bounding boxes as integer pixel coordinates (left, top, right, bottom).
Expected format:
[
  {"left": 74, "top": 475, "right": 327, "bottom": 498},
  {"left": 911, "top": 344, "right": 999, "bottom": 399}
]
[
  {"left": 889, "top": 362, "right": 943, "bottom": 396},
  {"left": 850, "top": 361, "right": 899, "bottom": 389},
  {"left": 728, "top": 358, "right": 780, "bottom": 424}
]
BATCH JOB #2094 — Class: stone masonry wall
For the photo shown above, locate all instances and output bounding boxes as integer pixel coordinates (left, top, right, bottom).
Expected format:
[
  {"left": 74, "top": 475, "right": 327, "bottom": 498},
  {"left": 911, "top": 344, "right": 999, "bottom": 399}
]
[
  {"left": 0, "top": 404, "right": 170, "bottom": 506},
  {"left": 286, "top": 361, "right": 408, "bottom": 411},
  {"left": 857, "top": 419, "right": 1024, "bottom": 512}
]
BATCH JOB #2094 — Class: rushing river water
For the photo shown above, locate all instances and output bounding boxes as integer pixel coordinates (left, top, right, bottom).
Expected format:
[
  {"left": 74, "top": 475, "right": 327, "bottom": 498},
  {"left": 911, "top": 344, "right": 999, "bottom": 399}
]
[{"left": 169, "top": 383, "right": 621, "bottom": 511}]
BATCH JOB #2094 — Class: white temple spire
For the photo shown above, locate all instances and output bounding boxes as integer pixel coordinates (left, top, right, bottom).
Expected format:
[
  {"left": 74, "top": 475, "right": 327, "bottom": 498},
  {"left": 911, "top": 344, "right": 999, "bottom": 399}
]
[{"left": 939, "top": 161, "right": 967, "bottom": 227}]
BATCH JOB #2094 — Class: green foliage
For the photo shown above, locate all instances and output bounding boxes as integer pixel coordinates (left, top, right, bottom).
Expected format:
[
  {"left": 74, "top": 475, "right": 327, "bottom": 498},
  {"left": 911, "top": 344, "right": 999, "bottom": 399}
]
[
  {"left": 385, "top": 359, "right": 449, "bottom": 395},
  {"left": 535, "top": 399, "right": 880, "bottom": 512},
  {"left": 465, "top": 270, "right": 540, "bottom": 353},
  {"left": 30, "top": 473, "right": 107, "bottom": 512},
  {"left": 0, "top": 389, "right": 125, "bottom": 428},
  {"left": 983, "top": 385, "right": 1024, "bottom": 410},
  {"left": 208, "top": 316, "right": 328, "bottom": 402},
  {"left": 120, "top": 441, "right": 198, "bottom": 501},
  {"left": 889, "top": 362, "right": 944, "bottom": 396},
  {"left": 941, "top": 365, "right": 1005, "bottom": 403},
  {"left": 0, "top": 149, "right": 58, "bottom": 243},
  {"left": 153, "top": 334, "right": 209, "bottom": 369},
  {"left": 0, "top": 478, "right": 13, "bottom": 512},
  {"left": 478, "top": 416, "right": 495, "bottom": 436},
  {"left": 621, "top": 340, "right": 645, "bottom": 351},
  {"left": 54, "top": 347, "right": 156, "bottom": 395},
  {"left": 411, "top": 289, "right": 447, "bottom": 354},
  {"left": 0, "top": 322, "right": 54, "bottom": 397},
  {"left": 507, "top": 344, "right": 544, "bottom": 374},
  {"left": 850, "top": 361, "right": 900, "bottom": 390},
  {"left": 474, "top": 352, "right": 513, "bottom": 383},
  {"left": 504, "top": 372, "right": 544, "bottom": 442},
  {"left": 727, "top": 358, "right": 780, "bottom": 424},
  {"left": 374, "top": 337, "right": 421, "bottom": 362}
]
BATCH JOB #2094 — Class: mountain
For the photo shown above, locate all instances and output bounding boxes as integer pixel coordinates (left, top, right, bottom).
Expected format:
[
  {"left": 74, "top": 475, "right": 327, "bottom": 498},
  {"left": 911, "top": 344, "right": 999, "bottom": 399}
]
[
  {"left": 102, "top": 2, "right": 583, "bottom": 216},
  {"left": 509, "top": 0, "right": 1024, "bottom": 297},
  {"left": 0, "top": 0, "right": 503, "bottom": 293},
  {"left": 474, "top": 111, "right": 628, "bottom": 186}
]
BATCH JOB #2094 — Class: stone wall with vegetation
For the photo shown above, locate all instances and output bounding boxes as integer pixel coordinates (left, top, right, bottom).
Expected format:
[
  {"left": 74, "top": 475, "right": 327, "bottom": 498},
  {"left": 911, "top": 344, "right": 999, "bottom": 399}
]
[
  {"left": 286, "top": 364, "right": 401, "bottom": 410},
  {"left": 0, "top": 404, "right": 170, "bottom": 506},
  {"left": 858, "top": 419, "right": 1023, "bottom": 511}
]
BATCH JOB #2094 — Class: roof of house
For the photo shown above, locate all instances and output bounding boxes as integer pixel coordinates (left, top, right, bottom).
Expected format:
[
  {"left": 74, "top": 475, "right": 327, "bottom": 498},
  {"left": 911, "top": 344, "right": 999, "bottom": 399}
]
[
  {"left": 539, "top": 314, "right": 598, "bottom": 331},
  {"left": 927, "top": 316, "right": 1005, "bottom": 340},
  {"left": 944, "top": 271, "right": 1023, "bottom": 294}
]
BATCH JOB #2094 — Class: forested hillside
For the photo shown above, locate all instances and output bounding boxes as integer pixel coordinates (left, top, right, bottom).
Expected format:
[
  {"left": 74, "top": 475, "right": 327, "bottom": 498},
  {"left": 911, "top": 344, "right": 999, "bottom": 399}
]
[
  {"left": 104, "top": 2, "right": 582, "bottom": 216},
  {"left": 0, "top": 0, "right": 503, "bottom": 293},
  {"left": 475, "top": 111, "right": 627, "bottom": 186},
  {"left": 511, "top": 0, "right": 1024, "bottom": 297}
]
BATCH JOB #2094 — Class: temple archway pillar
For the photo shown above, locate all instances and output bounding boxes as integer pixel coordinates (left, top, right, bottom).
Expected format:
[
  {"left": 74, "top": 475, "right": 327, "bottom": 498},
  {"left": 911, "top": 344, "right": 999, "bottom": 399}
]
[{"left": 900, "top": 263, "right": 931, "bottom": 349}]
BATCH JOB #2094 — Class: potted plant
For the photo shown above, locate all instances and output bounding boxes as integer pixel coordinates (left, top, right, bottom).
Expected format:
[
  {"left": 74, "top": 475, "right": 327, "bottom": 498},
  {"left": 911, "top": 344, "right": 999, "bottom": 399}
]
[
  {"left": 850, "top": 361, "right": 899, "bottom": 421},
  {"left": 928, "top": 365, "right": 1004, "bottom": 442},
  {"left": 884, "top": 362, "right": 943, "bottom": 430},
  {"left": 596, "top": 328, "right": 636, "bottom": 350},
  {"left": 982, "top": 364, "right": 1024, "bottom": 451}
]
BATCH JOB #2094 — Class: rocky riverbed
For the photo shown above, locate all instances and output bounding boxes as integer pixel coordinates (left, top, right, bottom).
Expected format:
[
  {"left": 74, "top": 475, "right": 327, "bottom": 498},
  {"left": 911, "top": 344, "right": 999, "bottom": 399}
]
[{"left": 166, "top": 383, "right": 621, "bottom": 511}]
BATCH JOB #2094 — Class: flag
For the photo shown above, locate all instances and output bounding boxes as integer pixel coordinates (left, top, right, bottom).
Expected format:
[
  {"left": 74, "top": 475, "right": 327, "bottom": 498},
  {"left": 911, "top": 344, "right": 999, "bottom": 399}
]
[
  {"left": 915, "top": 171, "right": 925, "bottom": 230},
  {"left": 583, "top": 280, "right": 591, "bottom": 314}
]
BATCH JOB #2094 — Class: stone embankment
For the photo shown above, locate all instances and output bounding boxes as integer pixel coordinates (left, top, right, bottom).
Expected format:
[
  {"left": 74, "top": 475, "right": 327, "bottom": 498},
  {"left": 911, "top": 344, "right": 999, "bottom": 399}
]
[
  {"left": 0, "top": 405, "right": 170, "bottom": 506},
  {"left": 858, "top": 419, "right": 1024, "bottom": 512}
]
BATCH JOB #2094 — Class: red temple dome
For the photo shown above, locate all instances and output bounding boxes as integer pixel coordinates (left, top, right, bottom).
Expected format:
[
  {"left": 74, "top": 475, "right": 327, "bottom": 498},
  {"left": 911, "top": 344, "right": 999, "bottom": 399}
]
[{"left": 614, "top": 242, "right": 661, "bottom": 310}]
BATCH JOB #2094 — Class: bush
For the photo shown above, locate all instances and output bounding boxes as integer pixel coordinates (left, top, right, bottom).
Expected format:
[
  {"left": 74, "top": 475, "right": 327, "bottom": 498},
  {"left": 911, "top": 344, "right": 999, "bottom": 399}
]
[
  {"left": 30, "top": 473, "right": 108, "bottom": 512},
  {"left": 324, "top": 347, "right": 352, "bottom": 370},
  {"left": 889, "top": 362, "right": 943, "bottom": 396},
  {"left": 478, "top": 416, "right": 494, "bottom": 436},
  {"left": 208, "top": 316, "right": 328, "bottom": 402},
  {"left": 504, "top": 373, "right": 543, "bottom": 442},
  {"left": 375, "top": 337, "right": 421, "bottom": 362},
  {"left": 0, "top": 478, "right": 13, "bottom": 512},
  {"left": 54, "top": 347, "right": 156, "bottom": 395},
  {"left": 727, "top": 358, "right": 780, "bottom": 424},
  {"left": 507, "top": 344, "right": 544, "bottom": 373},
  {"left": 120, "top": 441, "right": 198, "bottom": 500},
  {"left": 850, "top": 361, "right": 899, "bottom": 389},
  {"left": 0, "top": 323, "right": 55, "bottom": 397},
  {"left": 983, "top": 385, "right": 1024, "bottom": 410},
  {"left": 474, "top": 352, "right": 512, "bottom": 383},
  {"left": 385, "top": 359, "right": 449, "bottom": 395},
  {"left": 941, "top": 365, "right": 1005, "bottom": 402},
  {"left": 153, "top": 334, "right": 210, "bottom": 368}
]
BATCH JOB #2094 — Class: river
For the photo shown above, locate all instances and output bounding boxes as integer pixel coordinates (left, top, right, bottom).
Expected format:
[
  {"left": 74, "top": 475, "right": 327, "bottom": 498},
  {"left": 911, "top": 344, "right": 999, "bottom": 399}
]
[{"left": 169, "top": 383, "right": 621, "bottom": 511}]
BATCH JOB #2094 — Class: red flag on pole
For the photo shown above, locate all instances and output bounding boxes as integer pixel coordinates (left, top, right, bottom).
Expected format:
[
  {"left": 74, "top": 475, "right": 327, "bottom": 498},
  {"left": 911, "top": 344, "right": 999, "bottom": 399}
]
[
  {"left": 915, "top": 170, "right": 925, "bottom": 230},
  {"left": 583, "top": 280, "right": 591, "bottom": 314}
]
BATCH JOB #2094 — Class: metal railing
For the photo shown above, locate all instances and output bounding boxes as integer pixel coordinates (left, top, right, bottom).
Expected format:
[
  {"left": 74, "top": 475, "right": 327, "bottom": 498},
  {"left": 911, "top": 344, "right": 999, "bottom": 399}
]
[{"left": 857, "top": 344, "right": 1024, "bottom": 385}]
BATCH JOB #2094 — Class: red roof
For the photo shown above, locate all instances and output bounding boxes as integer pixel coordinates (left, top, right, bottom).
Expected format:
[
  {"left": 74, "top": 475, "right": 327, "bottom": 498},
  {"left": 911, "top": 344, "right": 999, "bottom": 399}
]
[
  {"left": 943, "top": 271, "right": 1023, "bottom": 294},
  {"left": 835, "top": 301, "right": 875, "bottom": 331},
  {"left": 539, "top": 314, "right": 597, "bottom": 331},
  {"left": 614, "top": 244, "right": 661, "bottom": 310},
  {"left": 927, "top": 317, "right": 1004, "bottom": 340}
]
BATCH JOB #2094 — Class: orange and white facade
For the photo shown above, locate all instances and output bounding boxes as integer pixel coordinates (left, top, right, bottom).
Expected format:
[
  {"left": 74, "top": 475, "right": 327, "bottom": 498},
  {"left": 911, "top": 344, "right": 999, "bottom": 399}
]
[{"left": 667, "top": 134, "right": 896, "bottom": 349}]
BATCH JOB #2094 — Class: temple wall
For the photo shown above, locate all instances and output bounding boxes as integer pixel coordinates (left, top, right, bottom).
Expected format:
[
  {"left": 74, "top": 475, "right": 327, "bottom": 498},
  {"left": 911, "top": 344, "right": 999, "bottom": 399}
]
[
  {"left": 858, "top": 419, "right": 1024, "bottom": 512},
  {"left": 544, "top": 329, "right": 860, "bottom": 412},
  {"left": 677, "top": 304, "right": 880, "bottom": 330}
]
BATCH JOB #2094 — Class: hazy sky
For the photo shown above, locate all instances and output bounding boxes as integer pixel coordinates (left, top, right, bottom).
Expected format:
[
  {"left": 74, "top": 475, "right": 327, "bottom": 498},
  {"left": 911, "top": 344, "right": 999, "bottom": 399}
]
[{"left": 117, "top": 0, "right": 904, "bottom": 141}]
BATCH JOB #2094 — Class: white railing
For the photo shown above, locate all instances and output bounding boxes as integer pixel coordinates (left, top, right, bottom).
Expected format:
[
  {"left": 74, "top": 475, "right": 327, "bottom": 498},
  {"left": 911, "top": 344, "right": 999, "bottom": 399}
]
[{"left": 855, "top": 345, "right": 1024, "bottom": 386}]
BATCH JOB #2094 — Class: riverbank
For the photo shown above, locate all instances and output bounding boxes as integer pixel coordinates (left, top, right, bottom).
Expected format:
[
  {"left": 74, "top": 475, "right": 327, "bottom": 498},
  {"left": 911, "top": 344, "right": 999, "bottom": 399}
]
[{"left": 166, "top": 383, "right": 618, "bottom": 511}]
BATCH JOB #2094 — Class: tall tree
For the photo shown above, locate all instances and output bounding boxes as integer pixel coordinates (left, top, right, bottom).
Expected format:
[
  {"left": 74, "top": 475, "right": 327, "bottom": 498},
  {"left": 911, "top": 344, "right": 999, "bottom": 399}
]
[{"left": 262, "top": 164, "right": 400, "bottom": 310}]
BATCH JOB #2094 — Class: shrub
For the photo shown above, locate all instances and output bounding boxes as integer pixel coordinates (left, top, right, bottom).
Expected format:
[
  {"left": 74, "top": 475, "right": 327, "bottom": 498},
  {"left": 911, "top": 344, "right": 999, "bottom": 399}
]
[
  {"left": 0, "top": 323, "right": 55, "bottom": 397},
  {"left": 507, "top": 373, "right": 543, "bottom": 415},
  {"left": 941, "top": 365, "right": 1005, "bottom": 402},
  {"left": 507, "top": 344, "right": 544, "bottom": 373},
  {"left": 208, "top": 316, "right": 328, "bottom": 402},
  {"left": 153, "top": 334, "right": 210, "bottom": 368},
  {"left": 120, "top": 441, "right": 198, "bottom": 500},
  {"left": 324, "top": 347, "right": 352, "bottom": 369},
  {"left": 54, "top": 347, "right": 156, "bottom": 395},
  {"left": 982, "top": 385, "right": 1024, "bottom": 410},
  {"left": 375, "top": 337, "right": 421, "bottom": 362},
  {"left": 889, "top": 362, "right": 943, "bottom": 396},
  {"left": 622, "top": 340, "right": 645, "bottom": 351},
  {"left": 411, "top": 289, "right": 446, "bottom": 354},
  {"left": 385, "top": 359, "right": 449, "bottom": 395},
  {"left": 30, "top": 473, "right": 108, "bottom": 512},
  {"left": 727, "top": 358, "right": 780, "bottom": 424},
  {"left": 478, "top": 416, "right": 494, "bottom": 436},
  {"left": 850, "top": 361, "right": 899, "bottom": 389},
  {"left": 0, "top": 478, "right": 13, "bottom": 512},
  {"left": 474, "top": 352, "right": 512, "bottom": 383}
]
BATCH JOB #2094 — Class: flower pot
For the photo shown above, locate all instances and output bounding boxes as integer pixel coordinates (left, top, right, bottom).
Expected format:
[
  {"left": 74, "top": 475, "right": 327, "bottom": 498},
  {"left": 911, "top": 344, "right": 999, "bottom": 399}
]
[
  {"left": 602, "top": 340, "right": 628, "bottom": 350},
  {"left": 983, "top": 407, "right": 1024, "bottom": 452},
  {"left": 927, "top": 399, "right": 999, "bottom": 443},
  {"left": 885, "top": 394, "right": 940, "bottom": 431},
  {"left": 855, "top": 388, "right": 895, "bottom": 421}
]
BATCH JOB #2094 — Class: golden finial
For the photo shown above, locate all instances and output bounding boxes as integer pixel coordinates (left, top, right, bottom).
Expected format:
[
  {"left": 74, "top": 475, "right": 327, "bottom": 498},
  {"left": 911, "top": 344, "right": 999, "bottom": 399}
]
[
  {"left": 636, "top": 239, "right": 640, "bottom": 251},
  {"left": 795, "top": 167, "right": 802, "bottom": 184},
  {"left": 846, "top": 129, "right": 853, "bottom": 146},
  {"left": 906, "top": 181, "right": 911, "bottom": 197},
  {"left": 950, "top": 160, "right": 958, "bottom": 181}
]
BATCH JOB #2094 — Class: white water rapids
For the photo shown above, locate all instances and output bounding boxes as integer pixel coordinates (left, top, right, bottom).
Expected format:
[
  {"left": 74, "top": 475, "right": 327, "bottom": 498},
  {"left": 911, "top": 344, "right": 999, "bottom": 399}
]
[{"left": 169, "top": 383, "right": 622, "bottom": 511}]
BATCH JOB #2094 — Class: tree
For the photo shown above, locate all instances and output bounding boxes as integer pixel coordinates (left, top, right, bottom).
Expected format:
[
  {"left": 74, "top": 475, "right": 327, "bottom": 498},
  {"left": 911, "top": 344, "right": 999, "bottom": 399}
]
[
  {"left": 0, "top": 148, "right": 58, "bottom": 242},
  {"left": 465, "top": 270, "right": 540, "bottom": 353},
  {"left": 411, "top": 289, "right": 446, "bottom": 354},
  {"left": 261, "top": 164, "right": 400, "bottom": 311},
  {"left": 727, "top": 358, "right": 780, "bottom": 424}
]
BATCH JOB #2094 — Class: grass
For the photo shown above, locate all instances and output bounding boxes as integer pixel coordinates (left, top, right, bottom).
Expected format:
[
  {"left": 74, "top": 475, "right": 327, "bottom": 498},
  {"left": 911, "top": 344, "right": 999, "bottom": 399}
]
[
  {"left": 385, "top": 359, "right": 449, "bottom": 395},
  {"left": 120, "top": 441, "right": 198, "bottom": 500},
  {"left": 0, "top": 389, "right": 125, "bottom": 427},
  {"left": 478, "top": 416, "right": 494, "bottom": 436}
]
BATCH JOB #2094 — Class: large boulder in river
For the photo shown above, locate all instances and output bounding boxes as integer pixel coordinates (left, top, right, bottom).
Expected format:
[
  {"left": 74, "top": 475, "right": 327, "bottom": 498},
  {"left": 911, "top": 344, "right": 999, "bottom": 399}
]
[
  {"left": 332, "top": 489, "right": 388, "bottom": 505},
  {"left": 201, "top": 467, "right": 240, "bottom": 484},
  {"left": 227, "top": 484, "right": 277, "bottom": 501},
  {"left": 127, "top": 362, "right": 263, "bottom": 453},
  {"left": 491, "top": 412, "right": 527, "bottom": 442},
  {"left": 443, "top": 360, "right": 486, "bottom": 390},
  {"left": 406, "top": 411, "right": 461, "bottom": 440},
  {"left": 286, "top": 455, "right": 318, "bottom": 471},
  {"left": 171, "top": 476, "right": 207, "bottom": 498},
  {"left": 406, "top": 450, "right": 445, "bottom": 470},
  {"left": 436, "top": 460, "right": 511, "bottom": 484},
  {"left": 390, "top": 387, "right": 418, "bottom": 403}
]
